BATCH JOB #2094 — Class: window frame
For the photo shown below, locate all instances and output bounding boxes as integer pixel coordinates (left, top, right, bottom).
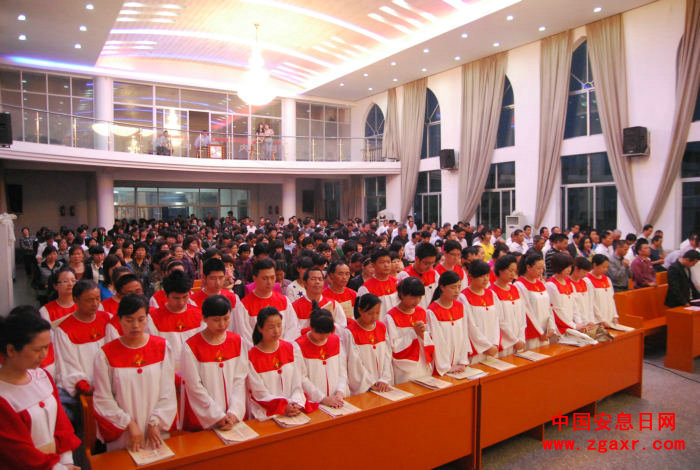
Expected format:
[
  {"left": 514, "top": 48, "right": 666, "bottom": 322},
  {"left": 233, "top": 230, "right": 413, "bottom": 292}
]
[
  {"left": 420, "top": 89, "right": 441, "bottom": 159},
  {"left": 564, "top": 41, "right": 602, "bottom": 139},
  {"left": 477, "top": 162, "right": 516, "bottom": 229},
  {"left": 496, "top": 76, "right": 515, "bottom": 148},
  {"left": 560, "top": 153, "right": 617, "bottom": 231},
  {"left": 413, "top": 170, "right": 442, "bottom": 227}
]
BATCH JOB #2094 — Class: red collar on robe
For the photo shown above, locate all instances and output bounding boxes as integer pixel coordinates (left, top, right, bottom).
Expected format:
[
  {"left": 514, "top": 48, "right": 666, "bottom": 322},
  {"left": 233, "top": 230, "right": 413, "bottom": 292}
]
[
  {"left": 100, "top": 296, "right": 120, "bottom": 316},
  {"left": 461, "top": 288, "right": 495, "bottom": 308},
  {"left": 292, "top": 295, "right": 333, "bottom": 320},
  {"left": 547, "top": 277, "right": 574, "bottom": 295},
  {"left": 362, "top": 276, "right": 398, "bottom": 297},
  {"left": 517, "top": 276, "right": 546, "bottom": 292},
  {"left": 241, "top": 291, "right": 288, "bottom": 317},
  {"left": 248, "top": 340, "right": 295, "bottom": 373},
  {"left": 403, "top": 265, "right": 438, "bottom": 286},
  {"left": 489, "top": 283, "right": 521, "bottom": 301},
  {"left": 190, "top": 288, "right": 237, "bottom": 309},
  {"left": 586, "top": 273, "right": 611, "bottom": 289},
  {"left": 295, "top": 334, "right": 340, "bottom": 361},
  {"left": 42, "top": 301, "right": 77, "bottom": 322},
  {"left": 186, "top": 331, "right": 242, "bottom": 363},
  {"left": 102, "top": 335, "right": 167, "bottom": 368},
  {"left": 570, "top": 278, "right": 588, "bottom": 293},
  {"left": 150, "top": 304, "right": 202, "bottom": 333},
  {"left": 107, "top": 314, "right": 123, "bottom": 335},
  {"left": 435, "top": 263, "right": 465, "bottom": 280},
  {"left": 386, "top": 306, "right": 427, "bottom": 327},
  {"left": 322, "top": 287, "right": 356, "bottom": 305},
  {"left": 57, "top": 311, "right": 110, "bottom": 344},
  {"left": 428, "top": 301, "right": 464, "bottom": 323},
  {"left": 346, "top": 319, "right": 386, "bottom": 346}
]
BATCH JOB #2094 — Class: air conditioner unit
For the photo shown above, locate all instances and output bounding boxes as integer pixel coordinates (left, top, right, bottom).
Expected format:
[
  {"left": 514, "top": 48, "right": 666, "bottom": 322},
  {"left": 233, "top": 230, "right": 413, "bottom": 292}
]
[{"left": 505, "top": 212, "right": 526, "bottom": 240}]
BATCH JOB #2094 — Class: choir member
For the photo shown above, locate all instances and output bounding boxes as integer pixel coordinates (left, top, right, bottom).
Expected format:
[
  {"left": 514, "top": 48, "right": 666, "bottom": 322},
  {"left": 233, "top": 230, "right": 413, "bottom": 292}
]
[
  {"left": 545, "top": 252, "right": 586, "bottom": 333},
  {"left": 435, "top": 240, "right": 468, "bottom": 290},
  {"left": 189, "top": 258, "right": 240, "bottom": 310},
  {"left": 100, "top": 267, "right": 139, "bottom": 317},
  {"left": 427, "top": 271, "right": 471, "bottom": 375},
  {"left": 489, "top": 255, "right": 527, "bottom": 357},
  {"left": 584, "top": 254, "right": 620, "bottom": 326},
  {"left": 515, "top": 253, "right": 556, "bottom": 349},
  {"left": 295, "top": 308, "right": 348, "bottom": 410},
  {"left": 357, "top": 249, "right": 399, "bottom": 322},
  {"left": 0, "top": 307, "right": 81, "bottom": 469},
  {"left": 569, "top": 257, "right": 597, "bottom": 327},
  {"left": 149, "top": 260, "right": 194, "bottom": 310},
  {"left": 147, "top": 270, "right": 202, "bottom": 373},
  {"left": 180, "top": 295, "right": 248, "bottom": 431},
  {"left": 322, "top": 260, "right": 357, "bottom": 321},
  {"left": 285, "top": 256, "right": 312, "bottom": 304},
  {"left": 460, "top": 261, "right": 500, "bottom": 364},
  {"left": 343, "top": 294, "right": 392, "bottom": 393},
  {"left": 39, "top": 267, "right": 77, "bottom": 324},
  {"left": 236, "top": 259, "right": 300, "bottom": 345},
  {"left": 292, "top": 267, "right": 347, "bottom": 332},
  {"left": 93, "top": 295, "right": 177, "bottom": 451},
  {"left": 105, "top": 276, "right": 144, "bottom": 342},
  {"left": 397, "top": 242, "right": 440, "bottom": 310},
  {"left": 385, "top": 277, "right": 434, "bottom": 383},
  {"left": 246, "top": 307, "right": 306, "bottom": 420}
]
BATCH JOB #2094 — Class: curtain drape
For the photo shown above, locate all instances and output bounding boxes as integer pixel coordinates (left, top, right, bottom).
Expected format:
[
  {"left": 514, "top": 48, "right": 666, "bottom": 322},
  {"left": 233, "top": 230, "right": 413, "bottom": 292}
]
[
  {"left": 382, "top": 87, "right": 400, "bottom": 161},
  {"left": 399, "top": 78, "right": 427, "bottom": 220},
  {"left": 644, "top": 0, "right": 700, "bottom": 226},
  {"left": 587, "top": 14, "right": 643, "bottom": 232},
  {"left": 342, "top": 175, "right": 363, "bottom": 220},
  {"left": 533, "top": 31, "right": 573, "bottom": 229},
  {"left": 458, "top": 53, "right": 507, "bottom": 221}
]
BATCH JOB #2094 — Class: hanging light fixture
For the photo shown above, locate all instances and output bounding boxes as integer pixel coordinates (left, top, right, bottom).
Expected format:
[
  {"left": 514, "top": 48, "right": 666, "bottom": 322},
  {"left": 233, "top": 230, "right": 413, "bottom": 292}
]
[{"left": 238, "top": 24, "right": 276, "bottom": 106}]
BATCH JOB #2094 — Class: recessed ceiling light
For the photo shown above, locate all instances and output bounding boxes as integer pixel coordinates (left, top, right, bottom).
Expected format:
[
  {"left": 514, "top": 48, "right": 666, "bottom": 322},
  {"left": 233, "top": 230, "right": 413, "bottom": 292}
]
[
  {"left": 506, "top": 15, "right": 514, "bottom": 21},
  {"left": 74, "top": 43, "right": 82, "bottom": 49},
  {"left": 594, "top": 7, "right": 602, "bottom": 13},
  {"left": 132, "top": 45, "right": 154, "bottom": 50},
  {"left": 390, "top": 61, "right": 397, "bottom": 66},
  {"left": 161, "top": 3, "right": 183, "bottom": 8},
  {"left": 120, "top": 10, "right": 139, "bottom": 14},
  {"left": 339, "top": 83, "right": 345, "bottom": 86},
  {"left": 461, "top": 33, "right": 468, "bottom": 38},
  {"left": 85, "top": 3, "right": 94, "bottom": 10},
  {"left": 393, "top": 78, "right": 398, "bottom": 82},
  {"left": 151, "top": 18, "right": 175, "bottom": 23},
  {"left": 17, "top": 14, "right": 26, "bottom": 21},
  {"left": 493, "top": 42, "right": 500, "bottom": 47},
  {"left": 155, "top": 11, "right": 178, "bottom": 16},
  {"left": 454, "top": 56, "right": 461, "bottom": 60},
  {"left": 18, "top": 34, "right": 26, "bottom": 41},
  {"left": 123, "top": 2, "right": 145, "bottom": 6},
  {"left": 363, "top": 73, "right": 369, "bottom": 77},
  {"left": 539, "top": 26, "right": 546, "bottom": 31},
  {"left": 421, "top": 67, "right": 427, "bottom": 72},
  {"left": 368, "top": 87, "right": 373, "bottom": 91},
  {"left": 423, "top": 48, "right": 429, "bottom": 53},
  {"left": 79, "top": 25, "right": 87, "bottom": 31},
  {"left": 116, "top": 17, "right": 137, "bottom": 22}
]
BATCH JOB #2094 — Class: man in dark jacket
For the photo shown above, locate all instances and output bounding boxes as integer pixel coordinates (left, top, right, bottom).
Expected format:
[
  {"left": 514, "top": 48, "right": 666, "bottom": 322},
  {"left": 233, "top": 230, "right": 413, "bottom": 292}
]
[{"left": 665, "top": 250, "right": 700, "bottom": 308}]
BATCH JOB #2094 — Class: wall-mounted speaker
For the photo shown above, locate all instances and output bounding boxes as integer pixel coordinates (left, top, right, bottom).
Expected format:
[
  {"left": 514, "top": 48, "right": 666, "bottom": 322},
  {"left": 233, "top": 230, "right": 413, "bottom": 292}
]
[
  {"left": 0, "top": 113, "right": 12, "bottom": 147},
  {"left": 623, "top": 126, "right": 649, "bottom": 157},
  {"left": 439, "top": 149, "right": 456, "bottom": 169}
]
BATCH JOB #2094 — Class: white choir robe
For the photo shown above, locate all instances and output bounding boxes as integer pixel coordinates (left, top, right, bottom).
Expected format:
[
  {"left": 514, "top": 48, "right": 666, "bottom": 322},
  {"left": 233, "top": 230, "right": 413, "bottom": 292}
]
[
  {"left": 546, "top": 278, "right": 580, "bottom": 334},
  {"left": 147, "top": 303, "right": 203, "bottom": 373},
  {"left": 246, "top": 340, "right": 306, "bottom": 421},
  {"left": 93, "top": 335, "right": 177, "bottom": 451},
  {"left": 235, "top": 291, "right": 300, "bottom": 347},
  {"left": 39, "top": 300, "right": 76, "bottom": 324},
  {"left": 189, "top": 288, "right": 239, "bottom": 311},
  {"left": 292, "top": 295, "right": 348, "bottom": 333},
  {"left": 515, "top": 277, "right": 557, "bottom": 350},
  {"left": 341, "top": 319, "right": 392, "bottom": 393},
  {"left": 40, "top": 343, "right": 56, "bottom": 380},
  {"left": 435, "top": 264, "right": 468, "bottom": 291},
  {"left": 149, "top": 289, "right": 198, "bottom": 310},
  {"left": 584, "top": 274, "right": 619, "bottom": 325},
  {"left": 285, "top": 280, "right": 306, "bottom": 305},
  {"left": 105, "top": 314, "right": 123, "bottom": 343},
  {"left": 357, "top": 276, "right": 399, "bottom": 322},
  {"left": 0, "top": 368, "right": 80, "bottom": 469},
  {"left": 180, "top": 331, "right": 248, "bottom": 431},
  {"left": 489, "top": 283, "right": 527, "bottom": 357},
  {"left": 397, "top": 266, "right": 440, "bottom": 311},
  {"left": 426, "top": 301, "right": 471, "bottom": 375},
  {"left": 571, "top": 278, "right": 596, "bottom": 324},
  {"left": 294, "top": 333, "right": 349, "bottom": 408},
  {"left": 460, "top": 289, "right": 501, "bottom": 365},
  {"left": 385, "top": 306, "right": 435, "bottom": 384},
  {"left": 54, "top": 311, "right": 110, "bottom": 396}
]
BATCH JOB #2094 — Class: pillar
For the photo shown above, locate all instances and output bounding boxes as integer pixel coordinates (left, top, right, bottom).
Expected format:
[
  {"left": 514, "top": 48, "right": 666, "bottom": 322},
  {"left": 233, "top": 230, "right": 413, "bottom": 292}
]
[
  {"left": 282, "top": 178, "right": 297, "bottom": 220},
  {"left": 281, "top": 98, "right": 296, "bottom": 161},
  {"left": 94, "top": 76, "right": 114, "bottom": 150},
  {"left": 96, "top": 170, "right": 114, "bottom": 229}
]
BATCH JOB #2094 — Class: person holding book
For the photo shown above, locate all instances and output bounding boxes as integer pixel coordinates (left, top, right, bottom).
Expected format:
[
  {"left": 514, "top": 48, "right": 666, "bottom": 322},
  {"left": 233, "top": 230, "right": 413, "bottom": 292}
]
[
  {"left": 583, "top": 254, "right": 619, "bottom": 327},
  {"left": 292, "top": 267, "right": 347, "bottom": 332},
  {"left": 569, "top": 257, "right": 596, "bottom": 327},
  {"left": 460, "top": 261, "right": 500, "bottom": 364},
  {"left": 515, "top": 253, "right": 556, "bottom": 349},
  {"left": 489, "top": 255, "right": 527, "bottom": 357},
  {"left": 545, "top": 252, "right": 585, "bottom": 333}
]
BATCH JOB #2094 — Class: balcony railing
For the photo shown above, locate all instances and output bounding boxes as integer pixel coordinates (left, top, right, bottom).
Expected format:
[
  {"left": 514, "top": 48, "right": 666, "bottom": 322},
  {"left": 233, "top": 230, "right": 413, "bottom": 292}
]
[{"left": 0, "top": 103, "right": 396, "bottom": 163}]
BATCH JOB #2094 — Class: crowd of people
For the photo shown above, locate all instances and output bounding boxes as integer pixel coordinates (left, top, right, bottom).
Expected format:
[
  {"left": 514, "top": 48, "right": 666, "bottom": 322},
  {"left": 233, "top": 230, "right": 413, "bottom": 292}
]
[{"left": 2, "top": 213, "right": 699, "bottom": 466}]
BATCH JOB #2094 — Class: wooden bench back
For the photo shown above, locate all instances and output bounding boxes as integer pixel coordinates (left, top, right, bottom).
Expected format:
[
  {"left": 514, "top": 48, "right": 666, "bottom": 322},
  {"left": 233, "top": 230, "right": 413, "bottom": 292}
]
[
  {"left": 80, "top": 394, "right": 96, "bottom": 454},
  {"left": 656, "top": 271, "right": 668, "bottom": 285}
]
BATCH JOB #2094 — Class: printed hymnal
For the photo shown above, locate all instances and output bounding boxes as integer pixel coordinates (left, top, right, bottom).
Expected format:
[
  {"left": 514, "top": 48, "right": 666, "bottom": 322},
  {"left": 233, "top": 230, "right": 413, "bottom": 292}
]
[
  {"left": 515, "top": 350, "right": 550, "bottom": 362},
  {"left": 127, "top": 442, "right": 175, "bottom": 466},
  {"left": 214, "top": 422, "right": 259, "bottom": 443},
  {"left": 411, "top": 376, "right": 453, "bottom": 390},
  {"left": 272, "top": 412, "right": 311, "bottom": 428},
  {"left": 339, "top": 300, "right": 354, "bottom": 319},
  {"left": 371, "top": 386, "right": 414, "bottom": 402},
  {"left": 319, "top": 400, "right": 362, "bottom": 417},
  {"left": 607, "top": 323, "right": 635, "bottom": 331},
  {"left": 480, "top": 356, "right": 517, "bottom": 371},
  {"left": 446, "top": 367, "right": 488, "bottom": 380}
]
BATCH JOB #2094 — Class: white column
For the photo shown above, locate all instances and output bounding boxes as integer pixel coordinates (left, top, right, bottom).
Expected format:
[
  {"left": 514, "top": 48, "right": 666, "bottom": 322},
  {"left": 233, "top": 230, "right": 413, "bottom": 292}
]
[
  {"left": 0, "top": 214, "right": 15, "bottom": 315},
  {"left": 385, "top": 173, "right": 402, "bottom": 221},
  {"left": 94, "top": 76, "right": 113, "bottom": 150},
  {"left": 96, "top": 170, "right": 114, "bottom": 229},
  {"left": 281, "top": 98, "right": 296, "bottom": 161},
  {"left": 282, "top": 178, "right": 297, "bottom": 220}
]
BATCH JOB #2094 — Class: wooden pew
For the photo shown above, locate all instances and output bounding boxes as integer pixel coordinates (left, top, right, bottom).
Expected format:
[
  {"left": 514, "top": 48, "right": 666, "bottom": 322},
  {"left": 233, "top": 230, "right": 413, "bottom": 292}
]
[
  {"left": 614, "top": 285, "right": 669, "bottom": 336},
  {"left": 656, "top": 271, "right": 668, "bottom": 285},
  {"left": 665, "top": 306, "right": 700, "bottom": 372},
  {"left": 80, "top": 395, "right": 96, "bottom": 455},
  {"left": 88, "top": 379, "right": 478, "bottom": 470}
]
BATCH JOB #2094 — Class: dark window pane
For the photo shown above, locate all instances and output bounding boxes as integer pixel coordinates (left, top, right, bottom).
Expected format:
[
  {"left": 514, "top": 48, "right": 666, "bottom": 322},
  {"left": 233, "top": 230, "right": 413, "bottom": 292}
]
[
  {"left": 366, "top": 177, "right": 376, "bottom": 196},
  {"left": 428, "top": 123, "right": 441, "bottom": 157},
  {"left": 413, "top": 194, "right": 422, "bottom": 226},
  {"left": 681, "top": 141, "right": 700, "bottom": 178},
  {"left": 596, "top": 185, "right": 618, "bottom": 231},
  {"left": 501, "top": 191, "right": 512, "bottom": 227},
  {"left": 420, "top": 124, "right": 428, "bottom": 159},
  {"left": 251, "top": 100, "right": 281, "bottom": 118},
  {"left": 426, "top": 89, "right": 438, "bottom": 122},
  {"left": 590, "top": 152, "right": 613, "bottom": 183},
  {"left": 429, "top": 170, "right": 441, "bottom": 193},
  {"left": 180, "top": 89, "right": 227, "bottom": 112},
  {"left": 561, "top": 154, "right": 588, "bottom": 185},
  {"left": 114, "top": 82, "right": 152, "bottom": 106},
  {"left": 71, "top": 78, "right": 93, "bottom": 100},
  {"left": 497, "top": 161, "right": 515, "bottom": 188},
  {"left": 566, "top": 187, "right": 593, "bottom": 230},
  {"left": 377, "top": 176, "right": 386, "bottom": 196},
  {"left": 694, "top": 87, "right": 700, "bottom": 122},
  {"left": 496, "top": 107, "right": 515, "bottom": 148},
  {"left": 484, "top": 164, "right": 496, "bottom": 190},
  {"left": 296, "top": 102, "right": 310, "bottom": 119},
  {"left": 589, "top": 91, "right": 602, "bottom": 135},
  {"left": 48, "top": 75, "right": 70, "bottom": 95},
  {"left": 366, "top": 197, "right": 378, "bottom": 220},
  {"left": 114, "top": 105, "right": 153, "bottom": 127},
  {"left": 417, "top": 172, "right": 428, "bottom": 194},
  {"left": 310, "top": 104, "right": 323, "bottom": 120},
  {"left": 22, "top": 72, "right": 46, "bottom": 93},
  {"left": 502, "top": 77, "right": 514, "bottom": 106},
  {"left": 0, "top": 70, "right": 20, "bottom": 90},
  {"left": 156, "top": 86, "right": 179, "bottom": 107},
  {"left": 564, "top": 93, "right": 588, "bottom": 139},
  {"left": 426, "top": 195, "right": 440, "bottom": 225},
  {"left": 682, "top": 181, "right": 700, "bottom": 239},
  {"left": 570, "top": 42, "right": 587, "bottom": 92}
]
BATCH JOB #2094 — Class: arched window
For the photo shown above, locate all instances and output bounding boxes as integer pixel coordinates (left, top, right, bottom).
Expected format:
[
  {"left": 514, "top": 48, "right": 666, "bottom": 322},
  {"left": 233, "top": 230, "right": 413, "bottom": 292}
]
[
  {"left": 420, "top": 88, "right": 441, "bottom": 159},
  {"left": 364, "top": 104, "right": 384, "bottom": 161},
  {"left": 496, "top": 76, "right": 515, "bottom": 148},
  {"left": 564, "top": 40, "right": 602, "bottom": 139}
]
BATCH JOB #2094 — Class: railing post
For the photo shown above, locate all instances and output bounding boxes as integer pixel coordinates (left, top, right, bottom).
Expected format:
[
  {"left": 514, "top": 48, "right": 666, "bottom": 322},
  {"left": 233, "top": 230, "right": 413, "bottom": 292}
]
[
  {"left": 72, "top": 117, "right": 77, "bottom": 147},
  {"left": 35, "top": 111, "right": 40, "bottom": 143}
]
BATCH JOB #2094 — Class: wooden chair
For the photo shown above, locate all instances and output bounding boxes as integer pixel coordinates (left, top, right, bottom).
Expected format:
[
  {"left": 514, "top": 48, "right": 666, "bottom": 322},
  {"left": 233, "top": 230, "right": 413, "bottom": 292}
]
[
  {"left": 614, "top": 285, "right": 669, "bottom": 336},
  {"left": 80, "top": 394, "right": 97, "bottom": 456},
  {"left": 656, "top": 271, "right": 668, "bottom": 285}
]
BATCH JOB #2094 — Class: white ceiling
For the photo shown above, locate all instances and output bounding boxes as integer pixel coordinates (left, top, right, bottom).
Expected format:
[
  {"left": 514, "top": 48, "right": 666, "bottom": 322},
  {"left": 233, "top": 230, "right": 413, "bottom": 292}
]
[{"left": 0, "top": 0, "right": 656, "bottom": 102}]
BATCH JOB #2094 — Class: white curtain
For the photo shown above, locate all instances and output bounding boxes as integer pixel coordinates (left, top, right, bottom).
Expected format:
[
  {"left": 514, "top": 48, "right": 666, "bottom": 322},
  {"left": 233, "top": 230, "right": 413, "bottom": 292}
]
[
  {"left": 458, "top": 53, "right": 507, "bottom": 221},
  {"left": 644, "top": 0, "right": 700, "bottom": 226},
  {"left": 382, "top": 87, "right": 400, "bottom": 161},
  {"left": 587, "top": 14, "right": 643, "bottom": 232},
  {"left": 534, "top": 31, "right": 573, "bottom": 229},
  {"left": 399, "top": 78, "right": 427, "bottom": 220}
]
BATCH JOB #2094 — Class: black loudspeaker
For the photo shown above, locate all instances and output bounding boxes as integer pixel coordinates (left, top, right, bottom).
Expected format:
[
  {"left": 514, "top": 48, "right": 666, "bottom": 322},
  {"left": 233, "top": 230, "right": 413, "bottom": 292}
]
[
  {"left": 0, "top": 113, "right": 12, "bottom": 147},
  {"left": 439, "top": 149, "right": 456, "bottom": 169},
  {"left": 623, "top": 126, "right": 648, "bottom": 156},
  {"left": 6, "top": 184, "right": 22, "bottom": 213}
]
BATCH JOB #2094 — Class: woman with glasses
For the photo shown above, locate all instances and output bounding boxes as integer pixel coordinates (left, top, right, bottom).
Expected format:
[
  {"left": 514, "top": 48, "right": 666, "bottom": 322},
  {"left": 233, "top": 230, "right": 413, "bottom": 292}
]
[{"left": 39, "top": 267, "right": 77, "bottom": 325}]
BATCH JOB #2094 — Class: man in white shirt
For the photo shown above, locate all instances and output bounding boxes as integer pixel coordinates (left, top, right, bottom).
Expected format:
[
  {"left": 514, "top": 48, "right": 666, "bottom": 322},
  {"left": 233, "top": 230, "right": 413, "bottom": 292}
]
[
  {"left": 193, "top": 130, "right": 211, "bottom": 156},
  {"left": 376, "top": 219, "right": 389, "bottom": 236},
  {"left": 404, "top": 232, "right": 421, "bottom": 262},
  {"left": 679, "top": 234, "right": 698, "bottom": 253},
  {"left": 638, "top": 224, "right": 654, "bottom": 242},
  {"left": 506, "top": 229, "right": 528, "bottom": 254},
  {"left": 406, "top": 216, "right": 417, "bottom": 238},
  {"left": 594, "top": 230, "right": 615, "bottom": 258},
  {"left": 523, "top": 225, "right": 534, "bottom": 248}
]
